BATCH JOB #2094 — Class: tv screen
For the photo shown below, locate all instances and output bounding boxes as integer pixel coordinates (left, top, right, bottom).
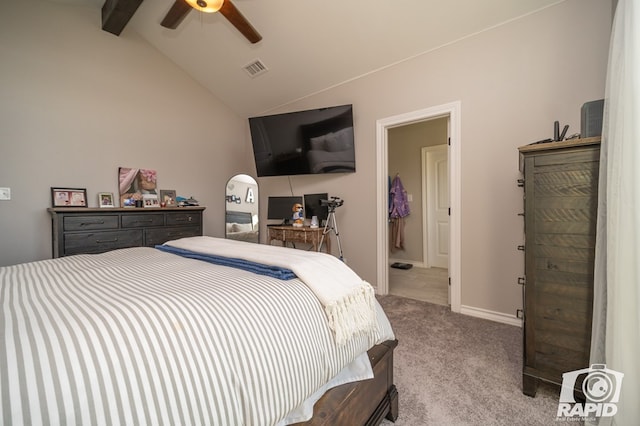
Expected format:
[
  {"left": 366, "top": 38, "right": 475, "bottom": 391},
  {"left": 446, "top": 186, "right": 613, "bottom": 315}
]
[
  {"left": 267, "top": 196, "right": 303, "bottom": 224},
  {"left": 304, "top": 193, "right": 329, "bottom": 223},
  {"left": 249, "top": 104, "right": 355, "bottom": 177}
]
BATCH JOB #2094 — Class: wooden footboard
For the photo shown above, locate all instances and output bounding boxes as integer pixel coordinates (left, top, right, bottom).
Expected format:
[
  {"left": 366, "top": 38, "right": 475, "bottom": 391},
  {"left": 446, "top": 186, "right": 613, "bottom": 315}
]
[{"left": 296, "top": 339, "right": 399, "bottom": 425}]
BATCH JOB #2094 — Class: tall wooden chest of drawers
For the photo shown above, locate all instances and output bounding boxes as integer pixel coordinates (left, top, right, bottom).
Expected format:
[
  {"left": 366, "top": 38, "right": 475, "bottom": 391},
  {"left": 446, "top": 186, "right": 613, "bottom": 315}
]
[
  {"left": 518, "top": 137, "right": 600, "bottom": 397},
  {"left": 48, "top": 207, "right": 205, "bottom": 258}
]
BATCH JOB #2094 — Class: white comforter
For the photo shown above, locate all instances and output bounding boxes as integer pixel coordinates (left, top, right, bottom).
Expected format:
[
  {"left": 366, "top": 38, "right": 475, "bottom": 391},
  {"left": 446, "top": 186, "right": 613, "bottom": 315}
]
[
  {"left": 163, "top": 236, "right": 378, "bottom": 345},
  {"left": 0, "top": 244, "right": 394, "bottom": 425}
]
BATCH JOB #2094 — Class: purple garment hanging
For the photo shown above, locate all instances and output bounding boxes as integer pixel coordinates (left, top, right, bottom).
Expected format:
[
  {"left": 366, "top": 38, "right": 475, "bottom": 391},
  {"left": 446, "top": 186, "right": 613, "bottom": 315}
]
[{"left": 389, "top": 175, "right": 410, "bottom": 218}]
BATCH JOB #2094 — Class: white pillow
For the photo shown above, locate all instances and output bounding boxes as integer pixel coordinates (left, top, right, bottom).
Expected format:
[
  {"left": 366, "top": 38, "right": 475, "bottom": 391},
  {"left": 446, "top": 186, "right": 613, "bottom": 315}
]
[
  {"left": 232, "top": 222, "right": 253, "bottom": 232},
  {"left": 309, "top": 134, "right": 328, "bottom": 151},
  {"left": 325, "top": 127, "right": 353, "bottom": 152}
]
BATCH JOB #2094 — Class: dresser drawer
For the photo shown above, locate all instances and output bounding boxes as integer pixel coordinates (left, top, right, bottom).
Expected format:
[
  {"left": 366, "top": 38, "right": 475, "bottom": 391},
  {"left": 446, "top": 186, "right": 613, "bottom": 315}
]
[
  {"left": 64, "top": 215, "right": 118, "bottom": 231},
  {"left": 166, "top": 212, "right": 201, "bottom": 226},
  {"left": 64, "top": 230, "right": 143, "bottom": 255},
  {"left": 121, "top": 214, "right": 164, "bottom": 228},
  {"left": 146, "top": 226, "right": 201, "bottom": 246},
  {"left": 49, "top": 207, "right": 205, "bottom": 258}
]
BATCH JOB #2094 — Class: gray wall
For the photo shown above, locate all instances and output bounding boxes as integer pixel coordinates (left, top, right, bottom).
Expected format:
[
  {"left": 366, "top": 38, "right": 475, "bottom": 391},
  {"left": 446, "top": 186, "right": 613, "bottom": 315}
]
[
  {"left": 0, "top": 0, "right": 612, "bottom": 319},
  {"left": 0, "top": 1, "right": 253, "bottom": 266},
  {"left": 258, "top": 0, "right": 611, "bottom": 315}
]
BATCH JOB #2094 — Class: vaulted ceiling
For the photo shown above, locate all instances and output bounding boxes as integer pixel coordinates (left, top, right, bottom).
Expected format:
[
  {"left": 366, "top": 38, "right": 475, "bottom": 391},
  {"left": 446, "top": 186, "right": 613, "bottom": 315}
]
[{"left": 54, "top": 0, "right": 563, "bottom": 117}]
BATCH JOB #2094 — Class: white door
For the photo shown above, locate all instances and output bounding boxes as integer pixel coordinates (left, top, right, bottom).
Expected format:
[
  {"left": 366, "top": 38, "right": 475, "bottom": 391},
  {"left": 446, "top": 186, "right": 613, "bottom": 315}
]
[{"left": 423, "top": 145, "right": 449, "bottom": 269}]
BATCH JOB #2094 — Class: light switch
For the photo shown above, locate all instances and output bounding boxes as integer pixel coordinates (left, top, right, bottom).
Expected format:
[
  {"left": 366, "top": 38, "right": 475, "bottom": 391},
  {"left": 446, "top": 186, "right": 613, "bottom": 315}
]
[
  {"left": 0, "top": 187, "right": 10, "bottom": 200},
  {"left": 407, "top": 193, "right": 413, "bottom": 202}
]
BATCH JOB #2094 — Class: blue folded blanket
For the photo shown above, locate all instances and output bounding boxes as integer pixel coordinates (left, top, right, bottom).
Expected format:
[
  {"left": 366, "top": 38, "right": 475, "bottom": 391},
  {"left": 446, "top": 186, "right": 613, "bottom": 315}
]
[{"left": 155, "top": 245, "right": 297, "bottom": 280}]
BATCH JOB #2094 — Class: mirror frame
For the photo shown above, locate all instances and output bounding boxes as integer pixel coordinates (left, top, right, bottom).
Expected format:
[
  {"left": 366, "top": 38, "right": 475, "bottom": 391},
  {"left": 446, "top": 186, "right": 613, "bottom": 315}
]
[{"left": 225, "top": 174, "right": 259, "bottom": 243}]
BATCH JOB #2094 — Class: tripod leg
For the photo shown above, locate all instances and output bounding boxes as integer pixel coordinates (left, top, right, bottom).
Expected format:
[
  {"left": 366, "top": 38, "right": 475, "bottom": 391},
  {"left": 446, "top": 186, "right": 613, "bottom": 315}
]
[
  {"left": 333, "top": 215, "right": 344, "bottom": 261},
  {"left": 318, "top": 213, "right": 332, "bottom": 252}
]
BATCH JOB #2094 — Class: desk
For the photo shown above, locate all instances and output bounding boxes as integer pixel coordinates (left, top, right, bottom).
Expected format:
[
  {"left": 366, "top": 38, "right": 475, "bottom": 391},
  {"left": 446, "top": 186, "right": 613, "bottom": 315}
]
[{"left": 268, "top": 226, "right": 330, "bottom": 253}]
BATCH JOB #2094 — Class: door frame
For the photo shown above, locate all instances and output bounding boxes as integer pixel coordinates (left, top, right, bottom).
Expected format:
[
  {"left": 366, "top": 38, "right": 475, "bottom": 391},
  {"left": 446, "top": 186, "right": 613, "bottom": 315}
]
[{"left": 376, "top": 101, "right": 461, "bottom": 313}]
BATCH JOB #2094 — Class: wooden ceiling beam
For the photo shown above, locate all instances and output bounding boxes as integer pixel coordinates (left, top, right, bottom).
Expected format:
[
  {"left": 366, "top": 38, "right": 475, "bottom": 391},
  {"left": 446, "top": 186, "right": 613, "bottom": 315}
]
[{"left": 102, "top": 0, "right": 144, "bottom": 36}]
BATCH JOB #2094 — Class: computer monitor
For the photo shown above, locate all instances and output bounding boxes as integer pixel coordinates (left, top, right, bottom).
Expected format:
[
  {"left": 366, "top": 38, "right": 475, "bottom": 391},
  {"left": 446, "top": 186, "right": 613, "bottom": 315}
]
[
  {"left": 267, "top": 196, "right": 303, "bottom": 225},
  {"left": 304, "top": 193, "right": 329, "bottom": 223}
]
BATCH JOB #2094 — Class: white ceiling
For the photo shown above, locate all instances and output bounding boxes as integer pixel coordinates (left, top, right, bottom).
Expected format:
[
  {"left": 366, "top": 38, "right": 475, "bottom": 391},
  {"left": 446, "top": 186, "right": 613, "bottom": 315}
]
[{"left": 54, "top": 0, "right": 563, "bottom": 117}]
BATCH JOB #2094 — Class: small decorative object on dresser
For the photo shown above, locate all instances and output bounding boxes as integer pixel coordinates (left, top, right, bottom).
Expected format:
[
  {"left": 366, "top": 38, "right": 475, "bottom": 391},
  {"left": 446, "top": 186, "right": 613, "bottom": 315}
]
[
  {"left": 98, "top": 192, "right": 115, "bottom": 208},
  {"left": 159, "top": 189, "right": 177, "bottom": 207},
  {"left": 143, "top": 193, "right": 160, "bottom": 208},
  {"left": 51, "top": 187, "right": 87, "bottom": 208}
]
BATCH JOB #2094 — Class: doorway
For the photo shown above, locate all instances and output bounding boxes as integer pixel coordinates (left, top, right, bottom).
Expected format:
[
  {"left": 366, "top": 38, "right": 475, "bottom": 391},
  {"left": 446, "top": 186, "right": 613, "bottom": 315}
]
[
  {"left": 387, "top": 121, "right": 449, "bottom": 306},
  {"left": 375, "top": 101, "right": 461, "bottom": 313}
]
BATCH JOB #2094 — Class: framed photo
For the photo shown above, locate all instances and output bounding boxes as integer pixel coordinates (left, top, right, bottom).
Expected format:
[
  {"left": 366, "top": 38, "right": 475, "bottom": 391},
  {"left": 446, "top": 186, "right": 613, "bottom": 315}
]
[
  {"left": 143, "top": 193, "right": 160, "bottom": 208},
  {"left": 159, "top": 189, "right": 177, "bottom": 207},
  {"left": 98, "top": 192, "right": 115, "bottom": 208},
  {"left": 119, "top": 167, "right": 158, "bottom": 208},
  {"left": 51, "top": 187, "right": 87, "bottom": 207}
]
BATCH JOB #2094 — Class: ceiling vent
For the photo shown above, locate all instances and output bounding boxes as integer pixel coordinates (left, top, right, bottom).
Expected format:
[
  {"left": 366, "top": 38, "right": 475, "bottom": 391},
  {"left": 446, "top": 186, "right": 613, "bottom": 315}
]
[{"left": 243, "top": 59, "right": 268, "bottom": 78}]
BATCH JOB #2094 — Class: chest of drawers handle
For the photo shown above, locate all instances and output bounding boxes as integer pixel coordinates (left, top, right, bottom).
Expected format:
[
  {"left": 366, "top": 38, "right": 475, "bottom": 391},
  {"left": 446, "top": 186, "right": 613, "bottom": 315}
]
[
  {"left": 96, "top": 238, "right": 119, "bottom": 244},
  {"left": 81, "top": 220, "right": 105, "bottom": 226}
]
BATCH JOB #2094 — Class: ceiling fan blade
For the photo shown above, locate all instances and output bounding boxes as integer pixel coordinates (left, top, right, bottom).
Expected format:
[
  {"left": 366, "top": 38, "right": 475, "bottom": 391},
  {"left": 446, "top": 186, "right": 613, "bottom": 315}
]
[
  {"left": 161, "top": 0, "right": 192, "bottom": 29},
  {"left": 219, "top": 0, "right": 262, "bottom": 44}
]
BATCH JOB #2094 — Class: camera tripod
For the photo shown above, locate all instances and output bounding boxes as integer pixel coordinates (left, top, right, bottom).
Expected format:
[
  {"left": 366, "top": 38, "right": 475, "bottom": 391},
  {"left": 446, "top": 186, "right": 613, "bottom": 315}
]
[{"left": 319, "top": 204, "right": 344, "bottom": 261}]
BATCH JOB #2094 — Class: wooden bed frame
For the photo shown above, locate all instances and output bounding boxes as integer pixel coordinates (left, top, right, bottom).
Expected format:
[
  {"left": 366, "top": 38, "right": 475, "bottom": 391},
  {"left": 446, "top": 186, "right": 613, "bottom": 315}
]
[{"left": 297, "top": 339, "right": 399, "bottom": 425}]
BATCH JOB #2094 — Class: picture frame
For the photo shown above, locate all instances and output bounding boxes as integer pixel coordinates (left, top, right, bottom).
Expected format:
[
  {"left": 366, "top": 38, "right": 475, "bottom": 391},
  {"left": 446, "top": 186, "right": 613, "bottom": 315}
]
[
  {"left": 159, "top": 189, "right": 177, "bottom": 207},
  {"left": 51, "top": 187, "right": 87, "bottom": 208},
  {"left": 143, "top": 193, "right": 160, "bottom": 208},
  {"left": 98, "top": 192, "right": 115, "bottom": 208},
  {"left": 118, "top": 167, "right": 158, "bottom": 208}
]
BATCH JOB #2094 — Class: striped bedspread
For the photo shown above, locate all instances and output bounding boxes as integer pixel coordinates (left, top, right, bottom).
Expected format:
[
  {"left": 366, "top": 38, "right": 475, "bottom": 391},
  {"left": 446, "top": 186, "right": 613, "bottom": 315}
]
[{"left": 1, "top": 246, "right": 394, "bottom": 425}]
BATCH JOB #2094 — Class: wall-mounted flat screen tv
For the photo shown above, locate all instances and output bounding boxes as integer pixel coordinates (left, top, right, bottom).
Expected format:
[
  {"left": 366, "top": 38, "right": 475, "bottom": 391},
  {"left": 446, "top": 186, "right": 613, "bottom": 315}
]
[{"left": 249, "top": 104, "right": 355, "bottom": 177}]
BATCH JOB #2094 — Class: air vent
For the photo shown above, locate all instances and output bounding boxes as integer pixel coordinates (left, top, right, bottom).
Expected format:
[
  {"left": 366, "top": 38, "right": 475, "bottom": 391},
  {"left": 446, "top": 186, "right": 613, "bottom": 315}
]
[{"left": 243, "top": 59, "right": 268, "bottom": 78}]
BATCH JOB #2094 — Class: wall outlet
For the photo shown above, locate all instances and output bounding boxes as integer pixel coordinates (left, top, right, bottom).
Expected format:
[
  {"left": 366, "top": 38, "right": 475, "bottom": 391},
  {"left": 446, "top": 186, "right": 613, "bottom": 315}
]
[{"left": 0, "top": 187, "right": 10, "bottom": 200}]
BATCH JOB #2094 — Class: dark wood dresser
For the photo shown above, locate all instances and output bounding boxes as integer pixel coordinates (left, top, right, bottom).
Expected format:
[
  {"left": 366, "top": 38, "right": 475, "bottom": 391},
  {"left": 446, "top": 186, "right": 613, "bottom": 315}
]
[
  {"left": 518, "top": 137, "right": 600, "bottom": 397},
  {"left": 48, "top": 207, "right": 205, "bottom": 258}
]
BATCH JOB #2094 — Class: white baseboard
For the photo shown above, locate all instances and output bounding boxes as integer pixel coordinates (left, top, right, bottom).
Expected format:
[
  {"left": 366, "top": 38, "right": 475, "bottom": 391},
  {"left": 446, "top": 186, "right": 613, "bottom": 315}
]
[{"left": 460, "top": 305, "right": 523, "bottom": 328}]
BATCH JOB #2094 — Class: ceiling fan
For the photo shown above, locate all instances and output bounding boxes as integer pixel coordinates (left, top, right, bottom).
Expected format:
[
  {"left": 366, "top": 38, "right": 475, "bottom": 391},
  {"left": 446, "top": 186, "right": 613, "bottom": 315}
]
[{"left": 161, "top": 0, "right": 262, "bottom": 44}]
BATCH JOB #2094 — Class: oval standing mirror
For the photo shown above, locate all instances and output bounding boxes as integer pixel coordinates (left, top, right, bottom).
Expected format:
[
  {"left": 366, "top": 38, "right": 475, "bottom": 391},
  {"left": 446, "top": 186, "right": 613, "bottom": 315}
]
[{"left": 225, "top": 174, "right": 259, "bottom": 243}]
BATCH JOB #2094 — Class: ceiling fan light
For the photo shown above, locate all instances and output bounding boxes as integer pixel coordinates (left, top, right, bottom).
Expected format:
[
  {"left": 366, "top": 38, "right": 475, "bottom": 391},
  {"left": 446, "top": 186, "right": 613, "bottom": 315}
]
[{"left": 185, "top": 0, "right": 224, "bottom": 13}]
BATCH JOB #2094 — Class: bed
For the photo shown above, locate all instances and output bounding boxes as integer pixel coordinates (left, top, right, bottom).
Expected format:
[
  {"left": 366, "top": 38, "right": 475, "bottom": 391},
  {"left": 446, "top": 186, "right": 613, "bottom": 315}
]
[
  {"left": 1, "top": 236, "right": 398, "bottom": 425},
  {"left": 225, "top": 210, "right": 259, "bottom": 243}
]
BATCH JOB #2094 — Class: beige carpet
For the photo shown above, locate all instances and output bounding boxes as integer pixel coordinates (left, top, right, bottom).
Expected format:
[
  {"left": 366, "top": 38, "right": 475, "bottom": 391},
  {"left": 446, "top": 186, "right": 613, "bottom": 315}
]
[{"left": 377, "top": 295, "right": 562, "bottom": 425}]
